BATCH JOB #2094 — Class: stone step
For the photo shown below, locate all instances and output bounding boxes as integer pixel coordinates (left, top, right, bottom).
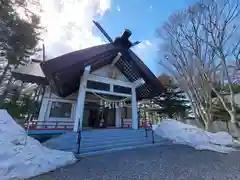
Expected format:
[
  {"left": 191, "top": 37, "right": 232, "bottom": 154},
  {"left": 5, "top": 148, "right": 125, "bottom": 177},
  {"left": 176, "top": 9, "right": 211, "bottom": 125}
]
[
  {"left": 81, "top": 137, "right": 152, "bottom": 147},
  {"left": 82, "top": 133, "right": 157, "bottom": 141},
  {"left": 56, "top": 139, "right": 155, "bottom": 152},
  {"left": 48, "top": 129, "right": 146, "bottom": 138},
  {"left": 45, "top": 135, "right": 153, "bottom": 145},
  {"left": 82, "top": 134, "right": 161, "bottom": 144},
  {"left": 80, "top": 139, "right": 165, "bottom": 153},
  {"left": 61, "top": 136, "right": 162, "bottom": 152},
  {"left": 77, "top": 140, "right": 172, "bottom": 157},
  {"left": 43, "top": 129, "right": 167, "bottom": 157},
  {"left": 45, "top": 131, "right": 154, "bottom": 144},
  {"left": 81, "top": 131, "right": 146, "bottom": 139},
  {"left": 46, "top": 135, "right": 156, "bottom": 151}
]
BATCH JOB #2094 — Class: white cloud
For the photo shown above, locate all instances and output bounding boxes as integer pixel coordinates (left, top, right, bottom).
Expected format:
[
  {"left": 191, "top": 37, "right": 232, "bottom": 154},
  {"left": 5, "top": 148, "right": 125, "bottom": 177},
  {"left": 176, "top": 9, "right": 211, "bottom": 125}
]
[
  {"left": 145, "top": 40, "right": 152, "bottom": 46},
  {"left": 135, "top": 40, "right": 152, "bottom": 49},
  {"left": 116, "top": 5, "right": 121, "bottom": 12},
  {"left": 38, "top": 0, "right": 111, "bottom": 59},
  {"left": 132, "top": 40, "right": 159, "bottom": 75}
]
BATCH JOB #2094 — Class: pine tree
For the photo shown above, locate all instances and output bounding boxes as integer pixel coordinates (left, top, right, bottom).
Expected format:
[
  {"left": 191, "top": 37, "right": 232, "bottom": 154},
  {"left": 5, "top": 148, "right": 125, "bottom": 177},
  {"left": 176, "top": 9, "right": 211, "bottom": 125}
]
[
  {"left": 0, "top": 0, "right": 41, "bottom": 104},
  {"left": 153, "top": 85, "right": 190, "bottom": 119}
]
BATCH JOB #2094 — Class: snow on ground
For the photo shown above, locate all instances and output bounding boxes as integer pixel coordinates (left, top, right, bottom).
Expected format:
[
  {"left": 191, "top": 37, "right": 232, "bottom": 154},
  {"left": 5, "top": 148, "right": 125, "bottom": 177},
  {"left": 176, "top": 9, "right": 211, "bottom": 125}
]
[
  {"left": 153, "top": 119, "right": 236, "bottom": 153},
  {"left": 0, "top": 109, "right": 77, "bottom": 180}
]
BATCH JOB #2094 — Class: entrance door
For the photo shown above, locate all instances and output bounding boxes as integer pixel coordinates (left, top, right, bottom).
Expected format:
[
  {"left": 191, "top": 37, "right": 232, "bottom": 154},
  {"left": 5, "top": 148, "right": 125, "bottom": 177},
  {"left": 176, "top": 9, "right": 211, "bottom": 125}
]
[
  {"left": 97, "top": 108, "right": 115, "bottom": 128},
  {"left": 88, "top": 109, "right": 99, "bottom": 128},
  {"left": 105, "top": 109, "right": 116, "bottom": 127}
]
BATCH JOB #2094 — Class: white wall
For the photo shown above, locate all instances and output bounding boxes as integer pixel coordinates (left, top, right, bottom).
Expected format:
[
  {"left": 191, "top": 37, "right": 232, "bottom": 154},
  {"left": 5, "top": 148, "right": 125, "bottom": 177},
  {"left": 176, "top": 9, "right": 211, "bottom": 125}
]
[
  {"left": 91, "top": 65, "right": 129, "bottom": 82},
  {"left": 37, "top": 86, "right": 77, "bottom": 128}
]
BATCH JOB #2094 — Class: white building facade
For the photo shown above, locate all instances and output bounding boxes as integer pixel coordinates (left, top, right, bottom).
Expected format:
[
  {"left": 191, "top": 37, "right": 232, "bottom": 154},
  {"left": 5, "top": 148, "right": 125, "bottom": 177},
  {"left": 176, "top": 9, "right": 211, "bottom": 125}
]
[
  {"left": 34, "top": 64, "right": 146, "bottom": 131},
  {"left": 13, "top": 40, "right": 163, "bottom": 132}
]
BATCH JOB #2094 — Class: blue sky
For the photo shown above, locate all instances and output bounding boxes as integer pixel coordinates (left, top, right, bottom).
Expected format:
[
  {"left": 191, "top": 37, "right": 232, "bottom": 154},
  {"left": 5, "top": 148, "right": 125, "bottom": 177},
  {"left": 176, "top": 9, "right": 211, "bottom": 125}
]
[
  {"left": 40, "top": 0, "right": 197, "bottom": 76},
  {"left": 96, "top": 0, "right": 197, "bottom": 75}
]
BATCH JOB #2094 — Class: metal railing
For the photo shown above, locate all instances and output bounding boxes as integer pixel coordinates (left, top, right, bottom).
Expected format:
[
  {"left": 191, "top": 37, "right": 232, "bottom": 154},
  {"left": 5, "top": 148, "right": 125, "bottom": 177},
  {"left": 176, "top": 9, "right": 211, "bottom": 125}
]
[
  {"left": 121, "top": 118, "right": 153, "bottom": 129},
  {"left": 24, "top": 120, "right": 74, "bottom": 130},
  {"left": 121, "top": 118, "right": 132, "bottom": 128},
  {"left": 144, "top": 122, "right": 155, "bottom": 144}
]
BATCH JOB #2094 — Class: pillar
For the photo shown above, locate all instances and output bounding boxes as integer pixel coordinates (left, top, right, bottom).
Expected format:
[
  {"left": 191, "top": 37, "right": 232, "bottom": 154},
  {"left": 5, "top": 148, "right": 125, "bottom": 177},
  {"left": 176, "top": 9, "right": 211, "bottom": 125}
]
[
  {"left": 73, "top": 66, "right": 90, "bottom": 132},
  {"left": 37, "top": 98, "right": 49, "bottom": 121},
  {"left": 115, "top": 107, "right": 122, "bottom": 128},
  {"left": 131, "top": 87, "right": 138, "bottom": 129}
]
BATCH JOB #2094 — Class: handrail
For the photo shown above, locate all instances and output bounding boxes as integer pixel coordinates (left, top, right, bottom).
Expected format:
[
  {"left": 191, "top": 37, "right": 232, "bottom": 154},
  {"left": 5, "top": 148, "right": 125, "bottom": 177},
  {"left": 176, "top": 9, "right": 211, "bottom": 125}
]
[
  {"left": 144, "top": 122, "right": 155, "bottom": 144},
  {"left": 76, "top": 118, "right": 82, "bottom": 155}
]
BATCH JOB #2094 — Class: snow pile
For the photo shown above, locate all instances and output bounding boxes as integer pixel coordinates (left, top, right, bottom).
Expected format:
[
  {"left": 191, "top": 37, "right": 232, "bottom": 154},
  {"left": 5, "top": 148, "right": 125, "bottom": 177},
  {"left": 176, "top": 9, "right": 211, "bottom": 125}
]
[
  {"left": 43, "top": 132, "right": 78, "bottom": 151},
  {"left": 153, "top": 119, "right": 236, "bottom": 153},
  {"left": 0, "top": 109, "right": 77, "bottom": 180}
]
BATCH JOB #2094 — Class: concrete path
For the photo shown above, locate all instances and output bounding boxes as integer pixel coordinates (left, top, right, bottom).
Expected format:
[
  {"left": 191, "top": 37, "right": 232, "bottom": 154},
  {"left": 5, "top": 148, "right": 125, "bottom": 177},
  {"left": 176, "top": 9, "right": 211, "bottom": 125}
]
[{"left": 30, "top": 144, "right": 240, "bottom": 180}]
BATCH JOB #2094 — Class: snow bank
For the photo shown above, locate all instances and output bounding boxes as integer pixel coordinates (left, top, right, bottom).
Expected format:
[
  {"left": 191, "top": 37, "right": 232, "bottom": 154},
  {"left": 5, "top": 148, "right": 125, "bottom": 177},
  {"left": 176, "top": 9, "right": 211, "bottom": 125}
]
[
  {"left": 43, "top": 132, "right": 77, "bottom": 151},
  {"left": 0, "top": 109, "right": 77, "bottom": 180},
  {"left": 153, "top": 119, "right": 236, "bottom": 153}
]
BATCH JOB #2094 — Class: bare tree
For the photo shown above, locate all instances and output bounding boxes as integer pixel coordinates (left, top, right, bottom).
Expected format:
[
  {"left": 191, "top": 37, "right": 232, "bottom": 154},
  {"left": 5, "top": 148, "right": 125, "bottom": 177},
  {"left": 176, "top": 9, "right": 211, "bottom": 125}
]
[
  {"left": 157, "top": 0, "right": 240, "bottom": 132},
  {"left": 200, "top": 0, "right": 240, "bottom": 130}
]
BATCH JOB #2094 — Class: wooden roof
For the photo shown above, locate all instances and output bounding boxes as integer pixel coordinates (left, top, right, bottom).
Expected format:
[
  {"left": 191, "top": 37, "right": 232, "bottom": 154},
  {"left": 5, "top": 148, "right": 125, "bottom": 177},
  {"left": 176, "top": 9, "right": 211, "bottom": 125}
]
[{"left": 13, "top": 43, "right": 163, "bottom": 100}]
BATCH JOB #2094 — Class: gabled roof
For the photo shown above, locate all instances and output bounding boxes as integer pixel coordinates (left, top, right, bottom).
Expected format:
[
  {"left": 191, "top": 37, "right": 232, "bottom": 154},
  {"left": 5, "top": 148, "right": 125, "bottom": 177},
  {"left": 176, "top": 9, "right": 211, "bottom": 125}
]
[{"left": 13, "top": 43, "right": 163, "bottom": 100}]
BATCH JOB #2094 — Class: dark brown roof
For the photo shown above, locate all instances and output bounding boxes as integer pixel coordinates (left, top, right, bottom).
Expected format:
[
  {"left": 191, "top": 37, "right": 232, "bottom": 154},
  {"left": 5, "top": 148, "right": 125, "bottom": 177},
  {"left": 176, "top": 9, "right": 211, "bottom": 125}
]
[
  {"left": 13, "top": 43, "right": 163, "bottom": 100},
  {"left": 12, "top": 63, "right": 48, "bottom": 85}
]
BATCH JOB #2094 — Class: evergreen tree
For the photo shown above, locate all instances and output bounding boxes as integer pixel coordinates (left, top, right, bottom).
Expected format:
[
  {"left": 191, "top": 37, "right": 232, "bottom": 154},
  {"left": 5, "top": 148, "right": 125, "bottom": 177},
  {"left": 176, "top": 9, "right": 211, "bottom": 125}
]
[
  {"left": 0, "top": 93, "right": 40, "bottom": 126},
  {"left": 0, "top": 0, "right": 41, "bottom": 104},
  {"left": 153, "top": 85, "right": 190, "bottom": 119}
]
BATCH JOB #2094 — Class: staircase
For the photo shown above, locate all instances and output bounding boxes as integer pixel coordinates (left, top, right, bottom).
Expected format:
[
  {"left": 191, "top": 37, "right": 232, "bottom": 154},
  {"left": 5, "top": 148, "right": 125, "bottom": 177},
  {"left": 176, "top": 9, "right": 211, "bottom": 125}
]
[{"left": 43, "top": 128, "right": 171, "bottom": 157}]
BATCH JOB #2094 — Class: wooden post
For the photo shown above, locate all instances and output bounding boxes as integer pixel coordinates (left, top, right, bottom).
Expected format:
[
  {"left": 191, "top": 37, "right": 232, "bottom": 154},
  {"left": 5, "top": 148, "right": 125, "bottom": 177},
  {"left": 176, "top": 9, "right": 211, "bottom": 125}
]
[
  {"left": 115, "top": 107, "right": 121, "bottom": 128},
  {"left": 131, "top": 87, "right": 138, "bottom": 129},
  {"left": 73, "top": 66, "right": 90, "bottom": 132}
]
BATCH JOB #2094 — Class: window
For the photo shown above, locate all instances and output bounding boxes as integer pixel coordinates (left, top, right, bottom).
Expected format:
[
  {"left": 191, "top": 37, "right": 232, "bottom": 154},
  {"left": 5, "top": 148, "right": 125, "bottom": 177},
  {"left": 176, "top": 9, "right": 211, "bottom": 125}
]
[
  {"left": 49, "top": 101, "right": 73, "bottom": 118},
  {"left": 114, "top": 85, "right": 131, "bottom": 94},
  {"left": 0, "top": 52, "right": 5, "bottom": 57},
  {"left": 87, "top": 81, "right": 110, "bottom": 91}
]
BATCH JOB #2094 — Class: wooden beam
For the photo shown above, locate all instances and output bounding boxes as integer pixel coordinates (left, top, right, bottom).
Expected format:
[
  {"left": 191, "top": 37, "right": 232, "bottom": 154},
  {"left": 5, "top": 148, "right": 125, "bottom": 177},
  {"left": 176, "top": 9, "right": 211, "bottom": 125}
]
[
  {"left": 43, "top": 97, "right": 76, "bottom": 103},
  {"left": 86, "top": 88, "right": 132, "bottom": 97},
  {"left": 134, "top": 78, "right": 145, "bottom": 87},
  {"left": 87, "top": 74, "right": 135, "bottom": 88},
  {"left": 111, "top": 52, "right": 122, "bottom": 67},
  {"left": 85, "top": 65, "right": 91, "bottom": 72}
]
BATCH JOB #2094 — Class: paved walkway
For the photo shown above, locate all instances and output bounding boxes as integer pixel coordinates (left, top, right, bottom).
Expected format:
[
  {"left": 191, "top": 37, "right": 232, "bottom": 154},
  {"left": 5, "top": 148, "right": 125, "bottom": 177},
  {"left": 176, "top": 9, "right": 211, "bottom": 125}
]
[{"left": 31, "top": 145, "right": 240, "bottom": 180}]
